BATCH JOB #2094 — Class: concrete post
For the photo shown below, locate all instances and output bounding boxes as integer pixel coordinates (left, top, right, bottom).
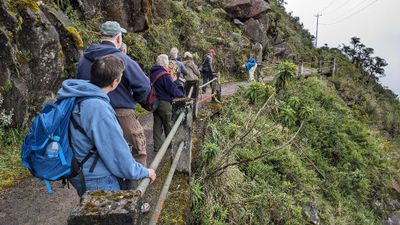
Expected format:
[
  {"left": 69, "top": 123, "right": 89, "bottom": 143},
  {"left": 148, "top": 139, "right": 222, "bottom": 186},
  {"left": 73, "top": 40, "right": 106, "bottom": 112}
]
[
  {"left": 318, "top": 58, "right": 323, "bottom": 74},
  {"left": 185, "top": 80, "right": 199, "bottom": 119},
  {"left": 298, "top": 59, "right": 304, "bottom": 76},
  {"left": 68, "top": 190, "right": 143, "bottom": 225},
  {"left": 171, "top": 98, "right": 193, "bottom": 174},
  {"left": 329, "top": 58, "right": 336, "bottom": 76}
]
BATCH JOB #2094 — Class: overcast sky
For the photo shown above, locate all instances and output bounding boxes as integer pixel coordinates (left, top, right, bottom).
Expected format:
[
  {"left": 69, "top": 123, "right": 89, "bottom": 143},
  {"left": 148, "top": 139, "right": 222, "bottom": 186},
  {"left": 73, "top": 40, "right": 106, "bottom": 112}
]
[{"left": 285, "top": 0, "right": 400, "bottom": 96}]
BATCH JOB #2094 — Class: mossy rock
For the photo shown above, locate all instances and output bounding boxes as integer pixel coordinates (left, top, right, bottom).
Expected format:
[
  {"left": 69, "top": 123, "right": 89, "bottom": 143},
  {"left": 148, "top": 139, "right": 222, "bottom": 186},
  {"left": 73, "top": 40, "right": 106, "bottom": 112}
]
[{"left": 66, "top": 26, "right": 83, "bottom": 48}]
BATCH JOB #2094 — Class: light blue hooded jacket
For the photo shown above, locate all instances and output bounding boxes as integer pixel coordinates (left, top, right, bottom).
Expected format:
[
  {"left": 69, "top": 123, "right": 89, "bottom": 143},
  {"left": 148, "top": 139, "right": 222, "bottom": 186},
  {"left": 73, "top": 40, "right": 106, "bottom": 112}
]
[{"left": 57, "top": 79, "right": 149, "bottom": 181}]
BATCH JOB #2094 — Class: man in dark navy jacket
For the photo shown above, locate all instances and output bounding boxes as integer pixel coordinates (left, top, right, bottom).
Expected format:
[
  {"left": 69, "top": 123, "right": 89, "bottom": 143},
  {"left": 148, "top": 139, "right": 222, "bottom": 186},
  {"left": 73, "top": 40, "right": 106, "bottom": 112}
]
[
  {"left": 76, "top": 21, "right": 150, "bottom": 190},
  {"left": 150, "top": 54, "right": 185, "bottom": 152}
]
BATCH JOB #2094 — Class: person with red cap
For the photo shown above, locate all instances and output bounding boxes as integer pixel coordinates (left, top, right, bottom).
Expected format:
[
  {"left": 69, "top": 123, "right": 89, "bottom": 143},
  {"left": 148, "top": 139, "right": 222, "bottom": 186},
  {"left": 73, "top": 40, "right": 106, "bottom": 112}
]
[{"left": 200, "top": 49, "right": 217, "bottom": 94}]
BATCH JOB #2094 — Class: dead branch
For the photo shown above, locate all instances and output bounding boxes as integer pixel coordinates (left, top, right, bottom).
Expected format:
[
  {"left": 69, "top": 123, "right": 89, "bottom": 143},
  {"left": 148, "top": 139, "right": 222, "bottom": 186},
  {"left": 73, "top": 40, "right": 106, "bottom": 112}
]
[
  {"left": 216, "top": 93, "right": 276, "bottom": 165},
  {"left": 205, "top": 121, "right": 304, "bottom": 180}
]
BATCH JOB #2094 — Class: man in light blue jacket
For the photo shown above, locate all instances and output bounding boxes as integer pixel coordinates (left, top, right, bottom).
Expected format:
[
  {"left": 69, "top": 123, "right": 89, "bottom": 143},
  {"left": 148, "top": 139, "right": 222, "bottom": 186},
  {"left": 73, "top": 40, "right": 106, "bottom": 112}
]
[{"left": 58, "top": 55, "right": 156, "bottom": 196}]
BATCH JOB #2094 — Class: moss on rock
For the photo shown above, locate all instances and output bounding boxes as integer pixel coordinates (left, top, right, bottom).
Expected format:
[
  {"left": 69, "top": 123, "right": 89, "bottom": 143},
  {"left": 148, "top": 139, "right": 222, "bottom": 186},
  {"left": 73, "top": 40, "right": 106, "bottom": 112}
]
[
  {"left": 19, "top": 0, "right": 40, "bottom": 13},
  {"left": 66, "top": 26, "right": 84, "bottom": 49}
]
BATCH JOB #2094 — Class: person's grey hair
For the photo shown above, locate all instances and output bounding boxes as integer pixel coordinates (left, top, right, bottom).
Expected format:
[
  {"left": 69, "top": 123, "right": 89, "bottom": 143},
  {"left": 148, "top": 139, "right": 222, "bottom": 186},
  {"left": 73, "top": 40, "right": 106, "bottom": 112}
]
[
  {"left": 156, "top": 54, "right": 169, "bottom": 68},
  {"left": 101, "top": 33, "right": 121, "bottom": 42},
  {"left": 170, "top": 47, "right": 179, "bottom": 59},
  {"left": 120, "top": 42, "right": 127, "bottom": 54},
  {"left": 183, "top": 51, "right": 193, "bottom": 60}
]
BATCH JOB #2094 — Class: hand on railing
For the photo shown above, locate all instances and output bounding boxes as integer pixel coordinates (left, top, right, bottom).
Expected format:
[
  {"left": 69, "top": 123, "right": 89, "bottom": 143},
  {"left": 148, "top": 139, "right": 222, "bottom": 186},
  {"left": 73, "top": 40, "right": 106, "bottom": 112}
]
[{"left": 148, "top": 168, "right": 156, "bottom": 184}]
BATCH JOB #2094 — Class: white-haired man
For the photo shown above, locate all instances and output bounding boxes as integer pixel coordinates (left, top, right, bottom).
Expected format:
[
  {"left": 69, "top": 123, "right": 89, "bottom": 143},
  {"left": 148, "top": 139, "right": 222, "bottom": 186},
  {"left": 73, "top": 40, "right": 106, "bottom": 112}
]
[{"left": 149, "top": 54, "right": 185, "bottom": 152}]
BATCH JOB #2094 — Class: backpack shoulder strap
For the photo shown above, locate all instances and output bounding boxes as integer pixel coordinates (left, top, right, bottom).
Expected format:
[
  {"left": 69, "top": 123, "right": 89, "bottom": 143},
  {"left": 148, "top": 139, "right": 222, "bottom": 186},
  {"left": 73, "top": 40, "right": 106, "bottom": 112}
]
[
  {"left": 151, "top": 71, "right": 169, "bottom": 85},
  {"left": 69, "top": 97, "right": 99, "bottom": 172}
]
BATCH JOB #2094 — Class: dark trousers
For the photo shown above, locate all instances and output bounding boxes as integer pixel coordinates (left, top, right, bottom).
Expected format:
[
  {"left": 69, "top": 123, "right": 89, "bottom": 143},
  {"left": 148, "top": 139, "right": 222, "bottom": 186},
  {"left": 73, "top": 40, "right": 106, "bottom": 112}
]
[
  {"left": 153, "top": 100, "right": 172, "bottom": 152},
  {"left": 202, "top": 71, "right": 215, "bottom": 94}
]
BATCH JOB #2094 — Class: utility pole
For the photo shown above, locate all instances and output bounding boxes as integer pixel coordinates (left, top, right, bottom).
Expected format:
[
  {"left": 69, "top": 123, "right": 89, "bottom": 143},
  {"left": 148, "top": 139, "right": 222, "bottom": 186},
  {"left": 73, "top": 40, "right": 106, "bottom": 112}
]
[{"left": 314, "top": 13, "right": 322, "bottom": 47}]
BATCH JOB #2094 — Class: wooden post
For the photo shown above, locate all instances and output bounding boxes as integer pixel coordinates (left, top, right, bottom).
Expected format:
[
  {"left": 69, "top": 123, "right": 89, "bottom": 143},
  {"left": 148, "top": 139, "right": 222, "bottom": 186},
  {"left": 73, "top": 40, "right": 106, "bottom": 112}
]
[{"left": 171, "top": 98, "right": 193, "bottom": 174}]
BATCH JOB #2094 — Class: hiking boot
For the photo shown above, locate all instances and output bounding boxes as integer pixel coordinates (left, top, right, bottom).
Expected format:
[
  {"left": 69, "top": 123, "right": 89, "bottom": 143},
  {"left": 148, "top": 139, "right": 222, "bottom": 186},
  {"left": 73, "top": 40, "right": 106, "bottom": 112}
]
[{"left": 141, "top": 202, "right": 151, "bottom": 213}]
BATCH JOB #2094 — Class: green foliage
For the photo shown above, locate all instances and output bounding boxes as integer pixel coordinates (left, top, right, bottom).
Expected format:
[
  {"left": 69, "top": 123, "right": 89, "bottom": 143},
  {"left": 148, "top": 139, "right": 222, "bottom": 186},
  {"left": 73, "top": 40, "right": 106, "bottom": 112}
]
[
  {"left": 63, "top": 5, "right": 102, "bottom": 49},
  {"left": 243, "top": 81, "right": 268, "bottom": 104},
  {"left": 0, "top": 128, "right": 28, "bottom": 191},
  {"left": 278, "top": 105, "right": 296, "bottom": 127},
  {"left": 193, "top": 75, "right": 399, "bottom": 224},
  {"left": 274, "top": 61, "right": 297, "bottom": 92},
  {"left": 191, "top": 182, "right": 204, "bottom": 207},
  {"left": 326, "top": 48, "right": 400, "bottom": 139},
  {"left": 341, "top": 36, "right": 388, "bottom": 79},
  {"left": 199, "top": 142, "right": 219, "bottom": 166}
]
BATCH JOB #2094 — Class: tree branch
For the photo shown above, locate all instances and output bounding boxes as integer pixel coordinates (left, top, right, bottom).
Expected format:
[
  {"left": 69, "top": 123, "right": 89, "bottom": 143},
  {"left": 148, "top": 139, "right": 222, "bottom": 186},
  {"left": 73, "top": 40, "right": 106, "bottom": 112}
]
[
  {"left": 205, "top": 121, "right": 304, "bottom": 180},
  {"left": 216, "top": 93, "right": 276, "bottom": 165}
]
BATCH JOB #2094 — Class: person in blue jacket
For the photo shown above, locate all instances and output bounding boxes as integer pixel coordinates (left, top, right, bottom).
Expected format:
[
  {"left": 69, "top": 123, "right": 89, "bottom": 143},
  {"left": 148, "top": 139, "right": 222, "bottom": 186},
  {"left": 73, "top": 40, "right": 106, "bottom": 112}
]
[
  {"left": 76, "top": 21, "right": 150, "bottom": 190},
  {"left": 59, "top": 55, "right": 156, "bottom": 196},
  {"left": 245, "top": 58, "right": 257, "bottom": 81},
  {"left": 150, "top": 54, "right": 185, "bottom": 152}
]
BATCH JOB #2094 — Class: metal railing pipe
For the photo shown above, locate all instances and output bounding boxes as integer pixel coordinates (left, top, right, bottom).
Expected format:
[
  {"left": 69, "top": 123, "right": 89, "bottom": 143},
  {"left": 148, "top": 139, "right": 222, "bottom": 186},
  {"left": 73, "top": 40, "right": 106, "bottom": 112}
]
[
  {"left": 187, "top": 86, "right": 194, "bottom": 98},
  {"left": 148, "top": 141, "right": 185, "bottom": 225},
  {"left": 199, "top": 77, "right": 217, "bottom": 88},
  {"left": 136, "top": 111, "right": 186, "bottom": 195}
]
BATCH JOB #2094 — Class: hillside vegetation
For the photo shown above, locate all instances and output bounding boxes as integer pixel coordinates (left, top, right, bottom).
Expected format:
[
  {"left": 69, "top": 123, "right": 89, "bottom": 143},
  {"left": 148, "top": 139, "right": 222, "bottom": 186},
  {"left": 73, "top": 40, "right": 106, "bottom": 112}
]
[
  {"left": 192, "top": 40, "right": 400, "bottom": 225},
  {"left": 189, "top": 2, "right": 400, "bottom": 225}
]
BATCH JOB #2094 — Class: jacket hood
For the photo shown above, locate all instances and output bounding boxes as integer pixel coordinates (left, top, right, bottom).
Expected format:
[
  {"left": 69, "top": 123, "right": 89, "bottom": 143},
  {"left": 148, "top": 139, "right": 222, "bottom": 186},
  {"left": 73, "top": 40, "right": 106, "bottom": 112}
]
[
  {"left": 83, "top": 43, "right": 121, "bottom": 62},
  {"left": 57, "top": 79, "right": 109, "bottom": 101}
]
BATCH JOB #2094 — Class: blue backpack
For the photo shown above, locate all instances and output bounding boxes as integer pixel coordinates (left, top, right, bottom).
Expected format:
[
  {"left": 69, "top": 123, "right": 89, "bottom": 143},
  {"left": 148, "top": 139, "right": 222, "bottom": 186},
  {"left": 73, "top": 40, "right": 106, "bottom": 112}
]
[{"left": 21, "top": 97, "right": 97, "bottom": 193}]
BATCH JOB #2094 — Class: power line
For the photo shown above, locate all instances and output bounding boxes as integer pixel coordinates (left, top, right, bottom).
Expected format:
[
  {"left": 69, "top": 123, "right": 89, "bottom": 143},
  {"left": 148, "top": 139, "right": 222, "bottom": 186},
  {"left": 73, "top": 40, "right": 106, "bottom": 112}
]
[
  {"left": 323, "top": 0, "right": 371, "bottom": 22},
  {"left": 323, "top": 0, "right": 353, "bottom": 15},
  {"left": 332, "top": 0, "right": 373, "bottom": 18},
  {"left": 319, "top": 0, "right": 336, "bottom": 13},
  {"left": 322, "top": 0, "right": 379, "bottom": 25}
]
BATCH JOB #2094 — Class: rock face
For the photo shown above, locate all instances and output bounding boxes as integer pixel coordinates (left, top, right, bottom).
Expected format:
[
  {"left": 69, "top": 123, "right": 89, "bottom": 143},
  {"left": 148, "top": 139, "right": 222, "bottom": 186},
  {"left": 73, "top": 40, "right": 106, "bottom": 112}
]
[
  {"left": 243, "top": 18, "right": 267, "bottom": 46},
  {"left": 225, "top": 0, "right": 292, "bottom": 61},
  {"left": 0, "top": 1, "right": 82, "bottom": 127},
  {"left": 223, "top": 0, "right": 269, "bottom": 19},
  {"left": 79, "top": 0, "right": 153, "bottom": 32}
]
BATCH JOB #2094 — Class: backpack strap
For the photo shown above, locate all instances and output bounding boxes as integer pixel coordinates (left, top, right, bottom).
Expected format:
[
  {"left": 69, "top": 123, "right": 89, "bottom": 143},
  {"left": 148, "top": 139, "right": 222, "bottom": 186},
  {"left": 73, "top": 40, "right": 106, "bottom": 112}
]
[
  {"left": 151, "top": 71, "right": 169, "bottom": 85},
  {"left": 70, "top": 98, "right": 99, "bottom": 172}
]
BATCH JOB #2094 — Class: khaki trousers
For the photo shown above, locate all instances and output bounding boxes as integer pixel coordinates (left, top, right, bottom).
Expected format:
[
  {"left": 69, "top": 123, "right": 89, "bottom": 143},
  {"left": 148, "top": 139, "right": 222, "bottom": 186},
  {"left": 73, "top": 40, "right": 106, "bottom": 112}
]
[{"left": 115, "top": 108, "right": 147, "bottom": 166}]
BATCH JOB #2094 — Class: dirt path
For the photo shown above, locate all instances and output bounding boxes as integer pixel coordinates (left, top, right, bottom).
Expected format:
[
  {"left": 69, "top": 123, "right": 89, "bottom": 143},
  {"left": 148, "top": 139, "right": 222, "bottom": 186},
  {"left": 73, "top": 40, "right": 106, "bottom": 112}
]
[{"left": 0, "top": 79, "right": 264, "bottom": 225}]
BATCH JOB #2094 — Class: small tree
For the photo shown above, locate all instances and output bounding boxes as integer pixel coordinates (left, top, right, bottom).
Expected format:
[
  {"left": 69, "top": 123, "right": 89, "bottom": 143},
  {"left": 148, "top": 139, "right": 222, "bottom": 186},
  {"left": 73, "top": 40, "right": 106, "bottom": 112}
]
[{"left": 274, "top": 61, "right": 297, "bottom": 92}]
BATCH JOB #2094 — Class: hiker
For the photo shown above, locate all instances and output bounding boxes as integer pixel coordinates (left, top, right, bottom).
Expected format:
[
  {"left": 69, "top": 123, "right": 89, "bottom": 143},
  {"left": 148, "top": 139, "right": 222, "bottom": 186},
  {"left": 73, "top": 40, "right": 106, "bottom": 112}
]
[
  {"left": 245, "top": 58, "right": 257, "bottom": 81},
  {"left": 200, "top": 49, "right": 217, "bottom": 94},
  {"left": 183, "top": 51, "right": 201, "bottom": 81},
  {"left": 169, "top": 47, "right": 188, "bottom": 92},
  {"left": 61, "top": 55, "right": 156, "bottom": 196},
  {"left": 120, "top": 42, "right": 127, "bottom": 54},
  {"left": 150, "top": 54, "right": 185, "bottom": 152},
  {"left": 169, "top": 47, "right": 183, "bottom": 62},
  {"left": 76, "top": 21, "right": 150, "bottom": 190}
]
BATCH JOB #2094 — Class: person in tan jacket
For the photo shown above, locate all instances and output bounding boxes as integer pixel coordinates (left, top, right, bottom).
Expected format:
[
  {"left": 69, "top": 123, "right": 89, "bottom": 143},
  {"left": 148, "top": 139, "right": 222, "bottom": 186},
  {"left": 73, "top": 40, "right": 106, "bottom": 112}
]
[{"left": 183, "top": 51, "right": 201, "bottom": 81}]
